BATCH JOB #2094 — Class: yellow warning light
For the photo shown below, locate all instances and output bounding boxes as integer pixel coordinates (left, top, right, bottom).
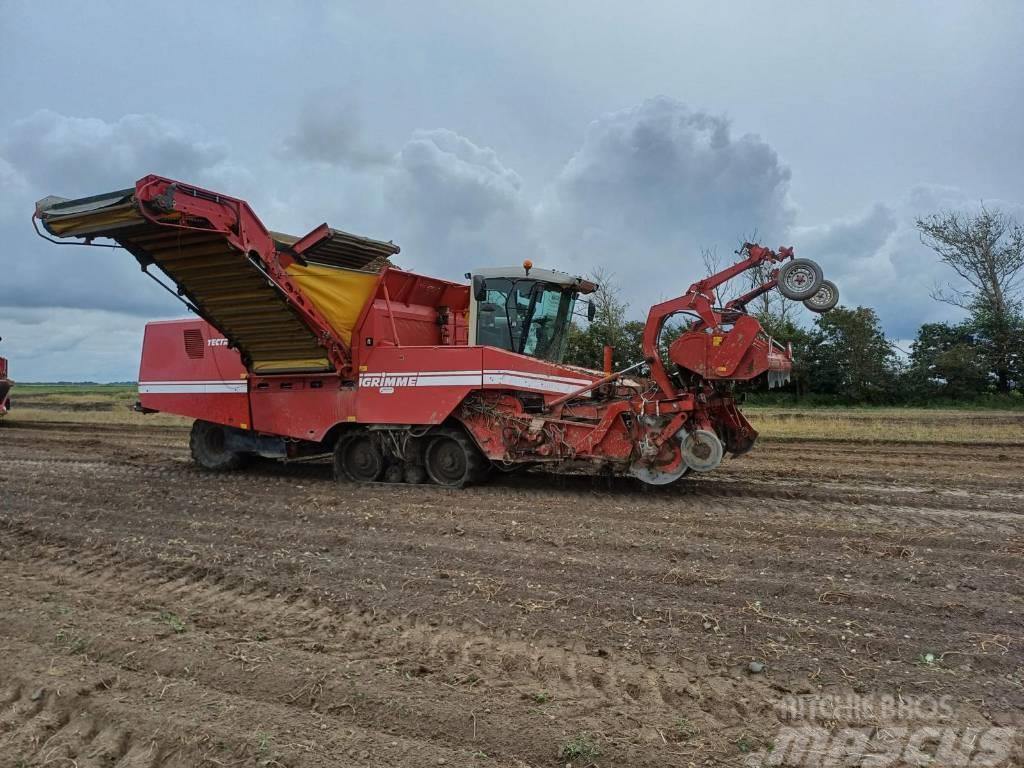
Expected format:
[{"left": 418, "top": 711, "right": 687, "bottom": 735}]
[{"left": 523, "top": 259, "right": 533, "bottom": 274}]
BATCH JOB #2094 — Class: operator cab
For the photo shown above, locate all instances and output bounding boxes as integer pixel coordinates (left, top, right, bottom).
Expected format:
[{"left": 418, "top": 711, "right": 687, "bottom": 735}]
[{"left": 468, "top": 262, "right": 597, "bottom": 364}]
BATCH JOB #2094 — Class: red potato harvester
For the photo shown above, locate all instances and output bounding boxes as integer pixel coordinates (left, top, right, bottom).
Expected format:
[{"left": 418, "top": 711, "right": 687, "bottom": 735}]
[
  {"left": 0, "top": 350, "right": 11, "bottom": 417},
  {"left": 34, "top": 175, "right": 838, "bottom": 486}
]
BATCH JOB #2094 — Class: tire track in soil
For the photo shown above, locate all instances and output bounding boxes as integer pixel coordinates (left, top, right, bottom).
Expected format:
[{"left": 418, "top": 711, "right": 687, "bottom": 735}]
[
  {"left": 0, "top": 642, "right": 480, "bottom": 768},
  {"left": 0, "top": 539, "right": 770, "bottom": 766},
  {"left": 4, "top": 475, "right": 1021, "bottom": 710},
  {"left": 1, "top": 421, "right": 1022, "bottom": 765}
]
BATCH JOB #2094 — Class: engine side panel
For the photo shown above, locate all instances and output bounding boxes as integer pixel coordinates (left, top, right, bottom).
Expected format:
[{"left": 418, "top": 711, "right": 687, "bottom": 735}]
[{"left": 138, "top": 320, "right": 250, "bottom": 428}]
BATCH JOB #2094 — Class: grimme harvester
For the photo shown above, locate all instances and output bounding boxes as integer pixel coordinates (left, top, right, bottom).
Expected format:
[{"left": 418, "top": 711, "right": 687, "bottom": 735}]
[
  {"left": 34, "top": 175, "right": 838, "bottom": 486},
  {"left": 0, "top": 345, "right": 11, "bottom": 417}
]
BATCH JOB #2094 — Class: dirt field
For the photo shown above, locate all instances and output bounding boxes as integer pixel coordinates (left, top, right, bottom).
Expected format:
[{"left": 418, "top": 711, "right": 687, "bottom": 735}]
[{"left": 0, "top": 396, "right": 1022, "bottom": 766}]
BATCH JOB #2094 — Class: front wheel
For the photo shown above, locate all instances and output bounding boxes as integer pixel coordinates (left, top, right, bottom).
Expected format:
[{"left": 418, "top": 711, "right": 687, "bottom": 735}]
[
  {"left": 777, "top": 258, "right": 824, "bottom": 301},
  {"left": 190, "top": 420, "right": 248, "bottom": 471}
]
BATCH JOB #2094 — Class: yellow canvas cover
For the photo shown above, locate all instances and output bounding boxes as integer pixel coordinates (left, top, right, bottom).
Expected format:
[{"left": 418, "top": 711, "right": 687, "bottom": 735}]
[{"left": 284, "top": 263, "right": 379, "bottom": 346}]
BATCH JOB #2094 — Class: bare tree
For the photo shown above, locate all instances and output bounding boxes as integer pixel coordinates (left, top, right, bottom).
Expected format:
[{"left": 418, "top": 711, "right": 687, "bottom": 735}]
[
  {"left": 587, "top": 266, "right": 628, "bottom": 323},
  {"left": 697, "top": 240, "right": 789, "bottom": 313},
  {"left": 699, "top": 246, "right": 725, "bottom": 305},
  {"left": 916, "top": 206, "right": 1024, "bottom": 391},
  {"left": 587, "top": 265, "right": 631, "bottom": 353},
  {"left": 917, "top": 207, "right": 1024, "bottom": 311}
]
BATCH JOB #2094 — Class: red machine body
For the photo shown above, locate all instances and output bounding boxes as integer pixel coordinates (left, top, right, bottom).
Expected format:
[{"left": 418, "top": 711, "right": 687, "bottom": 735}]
[
  {"left": 36, "top": 175, "right": 830, "bottom": 486},
  {"left": 138, "top": 320, "right": 249, "bottom": 427},
  {"left": 0, "top": 356, "right": 11, "bottom": 416}
]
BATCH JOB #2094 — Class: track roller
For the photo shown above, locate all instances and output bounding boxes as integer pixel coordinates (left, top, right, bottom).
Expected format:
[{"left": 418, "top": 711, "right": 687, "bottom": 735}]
[
  {"left": 384, "top": 464, "right": 405, "bottom": 483},
  {"left": 424, "top": 428, "right": 488, "bottom": 488},
  {"left": 403, "top": 464, "right": 427, "bottom": 484},
  {"left": 334, "top": 432, "right": 384, "bottom": 482}
]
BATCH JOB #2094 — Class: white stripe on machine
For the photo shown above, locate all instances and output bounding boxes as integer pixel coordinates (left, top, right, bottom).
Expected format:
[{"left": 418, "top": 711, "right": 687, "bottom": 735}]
[
  {"left": 484, "top": 368, "right": 591, "bottom": 386},
  {"left": 483, "top": 372, "right": 587, "bottom": 394},
  {"left": 139, "top": 380, "right": 247, "bottom": 394},
  {"left": 358, "top": 369, "right": 593, "bottom": 395}
]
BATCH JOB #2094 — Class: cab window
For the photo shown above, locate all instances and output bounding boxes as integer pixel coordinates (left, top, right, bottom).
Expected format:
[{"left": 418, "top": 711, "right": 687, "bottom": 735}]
[{"left": 475, "top": 278, "right": 576, "bottom": 363}]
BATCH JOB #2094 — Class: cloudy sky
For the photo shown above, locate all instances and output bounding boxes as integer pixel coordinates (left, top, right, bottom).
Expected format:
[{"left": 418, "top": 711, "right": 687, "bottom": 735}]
[{"left": 2, "top": 0, "right": 1022, "bottom": 380}]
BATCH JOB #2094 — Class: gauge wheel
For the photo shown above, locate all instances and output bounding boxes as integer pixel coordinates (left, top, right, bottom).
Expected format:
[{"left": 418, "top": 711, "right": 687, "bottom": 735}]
[
  {"left": 803, "top": 279, "right": 839, "bottom": 313},
  {"left": 681, "top": 429, "right": 724, "bottom": 473},
  {"left": 629, "top": 434, "right": 690, "bottom": 486},
  {"left": 777, "top": 258, "right": 824, "bottom": 301}
]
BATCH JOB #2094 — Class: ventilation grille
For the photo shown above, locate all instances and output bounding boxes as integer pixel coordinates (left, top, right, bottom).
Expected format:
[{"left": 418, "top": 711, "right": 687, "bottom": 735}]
[{"left": 183, "top": 329, "right": 205, "bottom": 359}]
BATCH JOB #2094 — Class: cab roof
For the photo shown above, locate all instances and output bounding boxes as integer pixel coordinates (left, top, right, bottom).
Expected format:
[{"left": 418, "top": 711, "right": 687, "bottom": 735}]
[{"left": 470, "top": 266, "right": 597, "bottom": 294}]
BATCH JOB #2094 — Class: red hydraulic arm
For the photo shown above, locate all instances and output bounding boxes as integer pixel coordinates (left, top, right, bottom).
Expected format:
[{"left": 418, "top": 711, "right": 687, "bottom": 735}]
[{"left": 642, "top": 244, "right": 793, "bottom": 395}]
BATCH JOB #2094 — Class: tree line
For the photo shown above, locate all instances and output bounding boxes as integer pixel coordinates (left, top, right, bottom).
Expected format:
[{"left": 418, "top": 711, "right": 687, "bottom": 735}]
[{"left": 564, "top": 207, "right": 1024, "bottom": 405}]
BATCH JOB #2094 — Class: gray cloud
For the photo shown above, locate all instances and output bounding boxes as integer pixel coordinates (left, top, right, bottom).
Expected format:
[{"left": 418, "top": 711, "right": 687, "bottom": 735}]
[
  {"left": 383, "top": 129, "right": 536, "bottom": 277},
  {"left": 371, "top": 99, "right": 799, "bottom": 309},
  {"left": 0, "top": 110, "right": 231, "bottom": 320},
  {"left": 0, "top": 306, "right": 153, "bottom": 382},
  {"left": 3, "top": 110, "right": 227, "bottom": 195},
  {"left": 798, "top": 187, "right": 1024, "bottom": 338},
  {"left": 280, "top": 98, "right": 392, "bottom": 170},
  {"left": 537, "top": 97, "right": 795, "bottom": 308},
  {"left": 795, "top": 204, "right": 898, "bottom": 263}
]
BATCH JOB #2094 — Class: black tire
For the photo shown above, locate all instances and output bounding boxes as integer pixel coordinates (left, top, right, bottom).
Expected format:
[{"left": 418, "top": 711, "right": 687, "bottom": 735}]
[
  {"left": 334, "top": 433, "right": 384, "bottom": 482},
  {"left": 777, "top": 258, "right": 824, "bottom": 301},
  {"left": 190, "top": 420, "right": 247, "bottom": 471},
  {"left": 424, "top": 428, "right": 487, "bottom": 488},
  {"left": 802, "top": 279, "right": 839, "bottom": 313}
]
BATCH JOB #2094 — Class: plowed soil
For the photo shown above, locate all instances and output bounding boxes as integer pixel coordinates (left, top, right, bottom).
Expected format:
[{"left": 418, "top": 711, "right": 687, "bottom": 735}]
[{"left": 0, "top": 415, "right": 1021, "bottom": 766}]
